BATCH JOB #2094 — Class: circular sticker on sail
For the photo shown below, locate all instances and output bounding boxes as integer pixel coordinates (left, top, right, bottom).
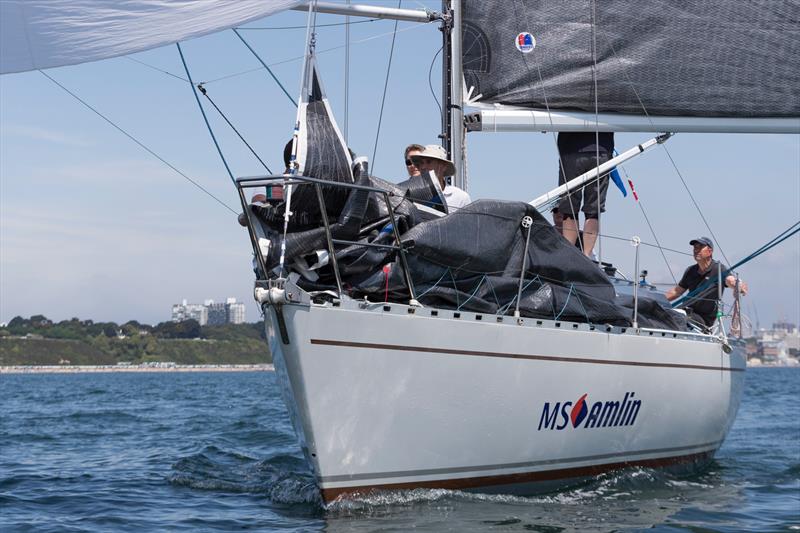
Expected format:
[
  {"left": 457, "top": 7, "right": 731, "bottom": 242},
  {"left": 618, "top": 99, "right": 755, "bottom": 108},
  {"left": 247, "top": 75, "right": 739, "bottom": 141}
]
[{"left": 515, "top": 32, "right": 536, "bottom": 53}]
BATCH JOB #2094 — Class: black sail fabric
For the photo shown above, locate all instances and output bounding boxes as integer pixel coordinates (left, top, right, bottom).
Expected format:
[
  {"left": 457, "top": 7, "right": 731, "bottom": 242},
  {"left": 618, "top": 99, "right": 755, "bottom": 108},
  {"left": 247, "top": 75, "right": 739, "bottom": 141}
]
[
  {"left": 250, "top": 186, "right": 685, "bottom": 329},
  {"left": 462, "top": 1, "right": 800, "bottom": 117},
  {"left": 292, "top": 57, "right": 354, "bottom": 218}
]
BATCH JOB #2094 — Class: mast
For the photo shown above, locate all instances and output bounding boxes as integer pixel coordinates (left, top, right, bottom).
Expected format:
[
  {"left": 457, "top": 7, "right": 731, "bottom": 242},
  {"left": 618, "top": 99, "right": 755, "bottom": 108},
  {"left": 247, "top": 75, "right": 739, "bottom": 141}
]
[{"left": 441, "top": 0, "right": 465, "bottom": 189}]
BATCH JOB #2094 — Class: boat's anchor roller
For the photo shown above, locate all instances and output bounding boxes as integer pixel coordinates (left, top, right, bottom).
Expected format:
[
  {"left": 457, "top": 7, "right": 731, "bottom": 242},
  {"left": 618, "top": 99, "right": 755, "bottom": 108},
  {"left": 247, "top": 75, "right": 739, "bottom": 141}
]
[
  {"left": 254, "top": 279, "right": 292, "bottom": 306},
  {"left": 255, "top": 279, "right": 291, "bottom": 344}
]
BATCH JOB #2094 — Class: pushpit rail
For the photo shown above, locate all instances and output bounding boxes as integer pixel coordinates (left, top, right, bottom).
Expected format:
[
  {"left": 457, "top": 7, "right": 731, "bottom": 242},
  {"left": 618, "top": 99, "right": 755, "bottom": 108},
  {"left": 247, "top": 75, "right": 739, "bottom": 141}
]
[{"left": 236, "top": 175, "right": 418, "bottom": 304}]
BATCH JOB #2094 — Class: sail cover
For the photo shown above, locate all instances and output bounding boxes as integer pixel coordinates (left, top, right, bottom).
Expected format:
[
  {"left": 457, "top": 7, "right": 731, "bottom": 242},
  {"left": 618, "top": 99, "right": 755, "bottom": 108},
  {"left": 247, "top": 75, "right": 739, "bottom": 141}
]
[
  {"left": 462, "top": 1, "right": 800, "bottom": 117},
  {"left": 0, "top": 0, "right": 301, "bottom": 74}
]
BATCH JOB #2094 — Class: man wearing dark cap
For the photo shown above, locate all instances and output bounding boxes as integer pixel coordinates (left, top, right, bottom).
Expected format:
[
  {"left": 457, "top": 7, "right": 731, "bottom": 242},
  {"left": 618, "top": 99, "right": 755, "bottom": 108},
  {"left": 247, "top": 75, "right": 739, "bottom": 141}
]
[{"left": 666, "top": 237, "right": 748, "bottom": 328}]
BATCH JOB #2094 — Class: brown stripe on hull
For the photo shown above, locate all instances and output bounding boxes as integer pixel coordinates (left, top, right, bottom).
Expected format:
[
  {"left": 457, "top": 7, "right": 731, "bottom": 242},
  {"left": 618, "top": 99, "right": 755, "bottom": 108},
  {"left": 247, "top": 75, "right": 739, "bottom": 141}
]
[
  {"left": 320, "top": 449, "right": 716, "bottom": 503},
  {"left": 310, "top": 339, "right": 745, "bottom": 372}
]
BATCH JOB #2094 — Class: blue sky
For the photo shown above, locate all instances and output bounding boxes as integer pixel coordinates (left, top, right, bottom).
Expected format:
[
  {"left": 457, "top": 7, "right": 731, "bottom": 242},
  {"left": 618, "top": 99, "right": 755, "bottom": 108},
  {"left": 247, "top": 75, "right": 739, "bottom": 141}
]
[{"left": 1, "top": 5, "right": 798, "bottom": 329}]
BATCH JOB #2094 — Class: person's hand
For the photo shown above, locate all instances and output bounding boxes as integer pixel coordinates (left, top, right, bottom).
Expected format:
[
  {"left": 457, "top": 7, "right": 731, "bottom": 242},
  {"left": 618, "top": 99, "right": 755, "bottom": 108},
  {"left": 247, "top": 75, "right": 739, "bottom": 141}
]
[
  {"left": 727, "top": 275, "right": 748, "bottom": 296},
  {"left": 738, "top": 280, "right": 748, "bottom": 296}
]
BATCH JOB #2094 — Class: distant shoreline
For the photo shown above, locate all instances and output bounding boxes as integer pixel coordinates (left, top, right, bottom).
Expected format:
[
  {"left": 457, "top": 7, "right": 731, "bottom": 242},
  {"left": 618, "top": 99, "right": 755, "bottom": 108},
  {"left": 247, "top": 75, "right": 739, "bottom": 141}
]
[
  {"left": 0, "top": 364, "right": 274, "bottom": 374},
  {"left": 2, "top": 363, "right": 795, "bottom": 375}
]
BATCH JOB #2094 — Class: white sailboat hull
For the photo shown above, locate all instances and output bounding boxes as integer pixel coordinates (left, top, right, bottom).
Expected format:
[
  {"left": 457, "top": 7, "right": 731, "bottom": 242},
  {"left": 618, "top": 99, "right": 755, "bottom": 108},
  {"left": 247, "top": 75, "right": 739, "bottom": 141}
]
[{"left": 265, "top": 297, "right": 745, "bottom": 502}]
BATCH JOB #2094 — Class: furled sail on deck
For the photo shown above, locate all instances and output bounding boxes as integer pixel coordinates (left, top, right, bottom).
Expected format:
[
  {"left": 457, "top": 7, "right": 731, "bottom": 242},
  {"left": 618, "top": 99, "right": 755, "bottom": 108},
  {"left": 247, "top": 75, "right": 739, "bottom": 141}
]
[
  {"left": 462, "top": 1, "right": 800, "bottom": 132},
  {"left": 0, "top": 0, "right": 302, "bottom": 74}
]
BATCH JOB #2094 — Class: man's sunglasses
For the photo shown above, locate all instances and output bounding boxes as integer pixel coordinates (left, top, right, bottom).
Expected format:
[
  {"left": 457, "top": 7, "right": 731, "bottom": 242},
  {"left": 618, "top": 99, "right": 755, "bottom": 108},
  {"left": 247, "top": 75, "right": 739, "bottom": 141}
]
[{"left": 405, "top": 158, "right": 415, "bottom": 166}]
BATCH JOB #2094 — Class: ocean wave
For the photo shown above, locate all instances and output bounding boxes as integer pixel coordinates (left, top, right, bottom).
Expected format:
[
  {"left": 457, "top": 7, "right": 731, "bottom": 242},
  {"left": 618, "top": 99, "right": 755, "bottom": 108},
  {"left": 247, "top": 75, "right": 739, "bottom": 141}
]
[{"left": 167, "top": 446, "right": 320, "bottom": 505}]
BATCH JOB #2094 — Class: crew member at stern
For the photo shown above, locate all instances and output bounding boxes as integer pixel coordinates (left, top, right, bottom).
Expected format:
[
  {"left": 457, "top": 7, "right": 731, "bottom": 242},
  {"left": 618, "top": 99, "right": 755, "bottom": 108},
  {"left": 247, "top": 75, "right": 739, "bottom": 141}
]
[{"left": 666, "top": 236, "right": 748, "bottom": 328}]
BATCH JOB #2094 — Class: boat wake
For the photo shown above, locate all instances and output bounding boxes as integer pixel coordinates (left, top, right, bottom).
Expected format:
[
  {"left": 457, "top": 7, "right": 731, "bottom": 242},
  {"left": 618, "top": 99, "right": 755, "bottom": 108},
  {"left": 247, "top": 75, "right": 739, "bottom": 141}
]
[
  {"left": 326, "top": 465, "right": 718, "bottom": 512},
  {"left": 167, "top": 445, "right": 321, "bottom": 505}
]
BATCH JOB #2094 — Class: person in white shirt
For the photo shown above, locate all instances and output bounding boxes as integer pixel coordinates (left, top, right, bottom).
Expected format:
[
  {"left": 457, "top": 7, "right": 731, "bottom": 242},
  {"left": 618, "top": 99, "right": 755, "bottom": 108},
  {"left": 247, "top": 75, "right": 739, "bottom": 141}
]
[{"left": 408, "top": 144, "right": 471, "bottom": 211}]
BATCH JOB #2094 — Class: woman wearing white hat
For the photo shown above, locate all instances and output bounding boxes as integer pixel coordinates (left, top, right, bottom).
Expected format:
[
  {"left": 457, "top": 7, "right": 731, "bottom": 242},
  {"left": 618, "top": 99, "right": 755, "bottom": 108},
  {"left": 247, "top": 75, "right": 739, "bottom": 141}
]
[{"left": 409, "top": 144, "right": 471, "bottom": 211}]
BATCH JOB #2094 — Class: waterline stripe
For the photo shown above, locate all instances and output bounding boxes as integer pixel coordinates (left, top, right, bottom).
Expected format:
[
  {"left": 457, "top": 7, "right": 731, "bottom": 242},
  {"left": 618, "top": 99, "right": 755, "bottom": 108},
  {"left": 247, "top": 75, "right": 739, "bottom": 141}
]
[
  {"left": 319, "top": 449, "right": 717, "bottom": 502},
  {"left": 319, "top": 440, "right": 723, "bottom": 483},
  {"left": 310, "top": 339, "right": 745, "bottom": 372}
]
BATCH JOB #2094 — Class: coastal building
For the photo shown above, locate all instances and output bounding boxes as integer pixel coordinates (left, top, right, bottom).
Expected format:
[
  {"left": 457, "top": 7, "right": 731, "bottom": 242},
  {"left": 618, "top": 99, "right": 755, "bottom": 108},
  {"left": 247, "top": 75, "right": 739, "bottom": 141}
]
[
  {"left": 171, "top": 299, "right": 209, "bottom": 326},
  {"left": 227, "top": 298, "right": 246, "bottom": 324},
  {"left": 172, "top": 298, "right": 245, "bottom": 325},
  {"left": 206, "top": 301, "right": 228, "bottom": 326},
  {"left": 748, "top": 321, "right": 800, "bottom": 366}
]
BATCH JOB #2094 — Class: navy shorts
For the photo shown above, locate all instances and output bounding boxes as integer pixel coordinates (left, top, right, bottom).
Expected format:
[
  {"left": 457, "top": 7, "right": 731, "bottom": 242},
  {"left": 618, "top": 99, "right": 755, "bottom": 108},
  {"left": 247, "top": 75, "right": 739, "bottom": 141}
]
[{"left": 557, "top": 151, "right": 611, "bottom": 219}]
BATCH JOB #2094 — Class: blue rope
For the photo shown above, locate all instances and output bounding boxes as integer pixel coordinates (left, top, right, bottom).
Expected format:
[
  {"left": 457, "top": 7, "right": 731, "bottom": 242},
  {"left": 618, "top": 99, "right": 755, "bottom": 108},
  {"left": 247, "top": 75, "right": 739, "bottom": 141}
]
[
  {"left": 232, "top": 29, "right": 297, "bottom": 108},
  {"left": 457, "top": 275, "right": 488, "bottom": 311},
  {"left": 176, "top": 43, "right": 236, "bottom": 187},
  {"left": 554, "top": 283, "right": 575, "bottom": 321},
  {"left": 497, "top": 275, "right": 541, "bottom": 315},
  {"left": 415, "top": 268, "right": 451, "bottom": 299},
  {"left": 732, "top": 221, "right": 799, "bottom": 269},
  {"left": 573, "top": 292, "right": 592, "bottom": 325},
  {"left": 485, "top": 276, "right": 501, "bottom": 307},
  {"left": 448, "top": 269, "right": 461, "bottom": 308}
]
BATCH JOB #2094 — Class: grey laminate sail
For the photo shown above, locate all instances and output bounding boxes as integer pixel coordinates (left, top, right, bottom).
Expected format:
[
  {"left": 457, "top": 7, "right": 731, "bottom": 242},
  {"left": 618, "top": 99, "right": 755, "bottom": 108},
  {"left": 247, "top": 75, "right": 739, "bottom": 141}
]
[
  {"left": 462, "top": 0, "right": 800, "bottom": 118},
  {"left": 292, "top": 57, "right": 354, "bottom": 217}
]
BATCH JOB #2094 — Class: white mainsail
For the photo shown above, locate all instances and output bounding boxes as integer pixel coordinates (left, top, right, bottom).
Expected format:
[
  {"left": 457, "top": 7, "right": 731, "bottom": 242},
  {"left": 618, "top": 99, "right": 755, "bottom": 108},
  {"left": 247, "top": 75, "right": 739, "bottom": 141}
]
[{"left": 0, "top": 0, "right": 302, "bottom": 74}]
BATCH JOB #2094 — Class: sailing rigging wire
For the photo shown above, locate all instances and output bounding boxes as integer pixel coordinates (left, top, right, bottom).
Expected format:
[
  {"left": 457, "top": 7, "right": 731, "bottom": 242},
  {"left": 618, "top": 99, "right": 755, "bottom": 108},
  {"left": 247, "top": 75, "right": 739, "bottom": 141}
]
[
  {"left": 232, "top": 29, "right": 297, "bottom": 108},
  {"left": 202, "top": 22, "right": 429, "bottom": 85},
  {"left": 510, "top": 0, "right": 584, "bottom": 252},
  {"left": 125, "top": 57, "right": 188, "bottom": 82},
  {"left": 659, "top": 147, "right": 733, "bottom": 268},
  {"left": 615, "top": 164, "right": 678, "bottom": 283},
  {"left": 600, "top": 33, "right": 733, "bottom": 268},
  {"left": 239, "top": 18, "right": 379, "bottom": 30},
  {"left": 176, "top": 43, "right": 238, "bottom": 190},
  {"left": 590, "top": 0, "right": 603, "bottom": 263},
  {"left": 370, "top": 0, "right": 403, "bottom": 172},
  {"left": 196, "top": 84, "right": 273, "bottom": 174},
  {"left": 428, "top": 46, "right": 443, "bottom": 118},
  {"left": 37, "top": 70, "right": 237, "bottom": 215}
]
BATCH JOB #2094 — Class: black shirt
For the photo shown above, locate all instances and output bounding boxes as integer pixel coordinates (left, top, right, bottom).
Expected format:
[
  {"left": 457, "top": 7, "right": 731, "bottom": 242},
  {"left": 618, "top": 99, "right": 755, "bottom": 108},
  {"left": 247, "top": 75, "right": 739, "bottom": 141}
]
[
  {"left": 557, "top": 132, "right": 615, "bottom": 154},
  {"left": 678, "top": 260, "right": 728, "bottom": 326}
]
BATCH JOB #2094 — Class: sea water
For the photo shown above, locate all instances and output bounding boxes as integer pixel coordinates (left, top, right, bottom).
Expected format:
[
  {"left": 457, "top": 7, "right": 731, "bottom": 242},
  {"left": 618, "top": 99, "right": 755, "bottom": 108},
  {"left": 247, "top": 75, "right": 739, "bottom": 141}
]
[{"left": 1, "top": 368, "right": 798, "bottom": 532}]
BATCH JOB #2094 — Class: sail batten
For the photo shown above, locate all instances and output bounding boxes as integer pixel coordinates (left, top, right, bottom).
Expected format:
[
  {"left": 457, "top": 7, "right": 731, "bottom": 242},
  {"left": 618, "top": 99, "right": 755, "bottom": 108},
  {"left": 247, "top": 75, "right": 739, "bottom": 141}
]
[{"left": 462, "top": 1, "right": 800, "bottom": 120}]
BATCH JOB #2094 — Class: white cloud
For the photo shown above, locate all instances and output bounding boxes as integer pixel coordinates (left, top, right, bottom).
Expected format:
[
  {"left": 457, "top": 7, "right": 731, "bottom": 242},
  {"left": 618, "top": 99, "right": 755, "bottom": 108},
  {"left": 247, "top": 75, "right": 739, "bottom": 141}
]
[{"left": 1, "top": 124, "right": 93, "bottom": 148}]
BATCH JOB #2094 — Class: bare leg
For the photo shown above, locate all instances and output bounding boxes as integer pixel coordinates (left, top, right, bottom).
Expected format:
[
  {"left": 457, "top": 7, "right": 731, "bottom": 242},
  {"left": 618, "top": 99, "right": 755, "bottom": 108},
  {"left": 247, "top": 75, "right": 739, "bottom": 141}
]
[
  {"left": 562, "top": 217, "right": 579, "bottom": 245},
  {"left": 582, "top": 217, "right": 599, "bottom": 257}
]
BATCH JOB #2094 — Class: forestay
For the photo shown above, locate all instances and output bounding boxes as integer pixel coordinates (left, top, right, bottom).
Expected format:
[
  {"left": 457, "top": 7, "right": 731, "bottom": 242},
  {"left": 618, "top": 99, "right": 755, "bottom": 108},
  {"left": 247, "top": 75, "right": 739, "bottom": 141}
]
[{"left": 462, "top": 1, "right": 800, "bottom": 118}]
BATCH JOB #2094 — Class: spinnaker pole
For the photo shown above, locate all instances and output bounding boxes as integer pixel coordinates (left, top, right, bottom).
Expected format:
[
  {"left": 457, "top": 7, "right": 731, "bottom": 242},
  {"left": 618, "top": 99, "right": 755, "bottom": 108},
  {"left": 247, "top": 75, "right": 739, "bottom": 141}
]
[{"left": 530, "top": 133, "right": 673, "bottom": 210}]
